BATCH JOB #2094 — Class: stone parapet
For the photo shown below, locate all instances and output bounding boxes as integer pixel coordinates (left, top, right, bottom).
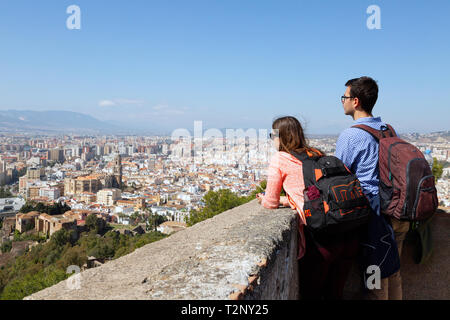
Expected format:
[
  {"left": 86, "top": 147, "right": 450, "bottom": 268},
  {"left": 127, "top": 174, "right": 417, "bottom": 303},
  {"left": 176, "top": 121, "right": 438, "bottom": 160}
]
[
  {"left": 25, "top": 200, "right": 299, "bottom": 300},
  {"left": 24, "top": 201, "right": 450, "bottom": 300}
]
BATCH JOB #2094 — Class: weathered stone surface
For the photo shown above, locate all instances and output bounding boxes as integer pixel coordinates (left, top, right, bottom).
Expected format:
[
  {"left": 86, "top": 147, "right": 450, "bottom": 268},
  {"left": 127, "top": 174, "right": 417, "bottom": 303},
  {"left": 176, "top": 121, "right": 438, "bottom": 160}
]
[
  {"left": 25, "top": 200, "right": 299, "bottom": 300},
  {"left": 401, "top": 211, "right": 450, "bottom": 300},
  {"left": 24, "top": 201, "right": 449, "bottom": 300}
]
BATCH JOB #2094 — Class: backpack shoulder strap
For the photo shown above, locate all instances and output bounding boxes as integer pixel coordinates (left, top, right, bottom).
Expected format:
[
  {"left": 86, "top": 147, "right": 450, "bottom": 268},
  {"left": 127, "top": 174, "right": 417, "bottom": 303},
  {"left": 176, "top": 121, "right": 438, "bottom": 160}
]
[
  {"left": 352, "top": 123, "right": 397, "bottom": 142},
  {"left": 290, "top": 151, "right": 310, "bottom": 163},
  {"left": 352, "top": 124, "right": 382, "bottom": 141},
  {"left": 290, "top": 151, "right": 317, "bottom": 187},
  {"left": 385, "top": 124, "right": 398, "bottom": 137},
  {"left": 290, "top": 150, "right": 322, "bottom": 162}
]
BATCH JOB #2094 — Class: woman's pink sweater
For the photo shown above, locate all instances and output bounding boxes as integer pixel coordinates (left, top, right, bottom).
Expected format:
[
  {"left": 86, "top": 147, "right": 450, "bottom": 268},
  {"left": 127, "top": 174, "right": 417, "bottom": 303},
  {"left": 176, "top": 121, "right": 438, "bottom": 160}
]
[{"left": 261, "top": 151, "right": 307, "bottom": 259}]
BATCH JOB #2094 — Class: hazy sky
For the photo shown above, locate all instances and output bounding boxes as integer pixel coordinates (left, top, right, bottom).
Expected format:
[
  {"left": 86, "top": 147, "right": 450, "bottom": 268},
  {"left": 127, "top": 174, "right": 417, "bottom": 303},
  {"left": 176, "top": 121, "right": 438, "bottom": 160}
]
[{"left": 0, "top": 0, "right": 449, "bottom": 135}]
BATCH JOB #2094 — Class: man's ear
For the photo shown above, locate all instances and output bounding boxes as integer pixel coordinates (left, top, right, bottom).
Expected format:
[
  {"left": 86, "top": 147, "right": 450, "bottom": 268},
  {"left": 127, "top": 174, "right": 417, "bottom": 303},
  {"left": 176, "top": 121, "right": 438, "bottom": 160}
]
[{"left": 353, "top": 97, "right": 361, "bottom": 109}]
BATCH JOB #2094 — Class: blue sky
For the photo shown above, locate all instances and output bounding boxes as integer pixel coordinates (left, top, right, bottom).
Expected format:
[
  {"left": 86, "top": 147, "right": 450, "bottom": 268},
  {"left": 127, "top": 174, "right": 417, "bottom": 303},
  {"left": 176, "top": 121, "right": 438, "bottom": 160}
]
[{"left": 0, "top": 0, "right": 449, "bottom": 135}]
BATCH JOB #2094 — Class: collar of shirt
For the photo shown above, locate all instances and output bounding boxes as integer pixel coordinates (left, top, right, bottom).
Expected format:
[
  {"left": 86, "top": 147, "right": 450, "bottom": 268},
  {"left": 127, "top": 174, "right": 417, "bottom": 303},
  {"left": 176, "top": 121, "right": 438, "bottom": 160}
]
[{"left": 354, "top": 116, "right": 382, "bottom": 125}]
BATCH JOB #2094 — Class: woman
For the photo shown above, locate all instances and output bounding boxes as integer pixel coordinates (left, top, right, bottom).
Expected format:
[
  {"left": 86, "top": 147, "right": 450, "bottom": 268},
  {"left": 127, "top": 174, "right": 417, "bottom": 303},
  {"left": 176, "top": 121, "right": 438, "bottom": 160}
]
[
  {"left": 256, "top": 116, "right": 359, "bottom": 300},
  {"left": 256, "top": 116, "right": 320, "bottom": 259}
]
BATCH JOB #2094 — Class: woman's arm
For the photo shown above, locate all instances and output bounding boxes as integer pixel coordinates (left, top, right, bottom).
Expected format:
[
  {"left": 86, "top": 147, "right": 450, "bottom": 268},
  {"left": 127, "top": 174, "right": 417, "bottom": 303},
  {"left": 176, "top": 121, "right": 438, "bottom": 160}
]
[{"left": 261, "top": 154, "right": 284, "bottom": 209}]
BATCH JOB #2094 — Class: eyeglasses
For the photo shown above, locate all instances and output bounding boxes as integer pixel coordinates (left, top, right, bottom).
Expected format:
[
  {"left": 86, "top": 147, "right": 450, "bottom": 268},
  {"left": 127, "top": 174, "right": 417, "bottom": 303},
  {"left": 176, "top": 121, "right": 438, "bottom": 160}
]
[
  {"left": 341, "top": 96, "right": 355, "bottom": 103},
  {"left": 269, "top": 133, "right": 278, "bottom": 140}
]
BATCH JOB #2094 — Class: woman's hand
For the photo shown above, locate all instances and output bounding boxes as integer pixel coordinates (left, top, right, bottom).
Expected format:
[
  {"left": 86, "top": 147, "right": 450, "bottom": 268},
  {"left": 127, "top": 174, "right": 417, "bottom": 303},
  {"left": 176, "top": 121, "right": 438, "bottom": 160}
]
[
  {"left": 256, "top": 193, "right": 264, "bottom": 204},
  {"left": 279, "top": 196, "right": 289, "bottom": 207}
]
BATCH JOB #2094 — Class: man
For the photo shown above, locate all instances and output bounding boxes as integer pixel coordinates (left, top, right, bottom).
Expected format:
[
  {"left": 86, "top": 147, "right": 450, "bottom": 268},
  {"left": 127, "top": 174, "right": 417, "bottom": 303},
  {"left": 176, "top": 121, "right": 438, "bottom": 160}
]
[{"left": 335, "top": 76, "right": 410, "bottom": 300}]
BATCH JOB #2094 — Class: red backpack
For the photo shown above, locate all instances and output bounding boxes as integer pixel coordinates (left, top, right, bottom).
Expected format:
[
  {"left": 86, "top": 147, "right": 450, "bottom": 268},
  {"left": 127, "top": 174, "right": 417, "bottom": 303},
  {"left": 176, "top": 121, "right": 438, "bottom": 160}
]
[{"left": 352, "top": 124, "right": 438, "bottom": 221}]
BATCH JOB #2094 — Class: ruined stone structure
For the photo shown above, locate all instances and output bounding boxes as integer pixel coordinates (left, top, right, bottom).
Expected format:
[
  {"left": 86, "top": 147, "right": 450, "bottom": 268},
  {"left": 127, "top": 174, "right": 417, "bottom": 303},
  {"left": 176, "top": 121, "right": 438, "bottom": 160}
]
[{"left": 35, "top": 213, "right": 77, "bottom": 237}]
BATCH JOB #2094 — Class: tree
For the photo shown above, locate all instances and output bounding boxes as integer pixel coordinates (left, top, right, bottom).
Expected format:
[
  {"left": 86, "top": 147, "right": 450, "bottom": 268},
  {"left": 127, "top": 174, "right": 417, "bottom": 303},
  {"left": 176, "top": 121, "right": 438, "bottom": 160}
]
[
  {"left": 129, "top": 212, "right": 142, "bottom": 226},
  {"left": 19, "top": 201, "right": 36, "bottom": 213},
  {"left": 0, "top": 218, "right": 169, "bottom": 299},
  {"left": 432, "top": 158, "right": 444, "bottom": 182},
  {"left": 35, "top": 202, "right": 45, "bottom": 213},
  {"left": 85, "top": 214, "right": 99, "bottom": 233},
  {"left": 186, "top": 189, "right": 253, "bottom": 226},
  {"left": 0, "top": 187, "right": 13, "bottom": 199},
  {"left": 0, "top": 267, "right": 68, "bottom": 300},
  {"left": 57, "top": 246, "right": 87, "bottom": 269},
  {"left": 51, "top": 229, "right": 71, "bottom": 247},
  {"left": 145, "top": 210, "right": 168, "bottom": 231},
  {"left": 87, "top": 239, "right": 114, "bottom": 259},
  {"left": 146, "top": 212, "right": 157, "bottom": 232},
  {"left": 1, "top": 240, "right": 12, "bottom": 254},
  {"left": 17, "top": 167, "right": 27, "bottom": 178},
  {"left": 13, "top": 230, "right": 21, "bottom": 241},
  {"left": 44, "top": 251, "right": 60, "bottom": 267},
  {"left": 251, "top": 180, "right": 267, "bottom": 197},
  {"left": 249, "top": 180, "right": 285, "bottom": 198},
  {"left": 19, "top": 201, "right": 71, "bottom": 216}
]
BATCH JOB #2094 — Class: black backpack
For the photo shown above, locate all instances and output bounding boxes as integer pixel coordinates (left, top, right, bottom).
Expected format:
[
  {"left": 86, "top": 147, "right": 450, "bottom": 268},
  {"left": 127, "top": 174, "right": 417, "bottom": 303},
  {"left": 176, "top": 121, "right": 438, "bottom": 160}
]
[{"left": 292, "top": 150, "right": 372, "bottom": 235}]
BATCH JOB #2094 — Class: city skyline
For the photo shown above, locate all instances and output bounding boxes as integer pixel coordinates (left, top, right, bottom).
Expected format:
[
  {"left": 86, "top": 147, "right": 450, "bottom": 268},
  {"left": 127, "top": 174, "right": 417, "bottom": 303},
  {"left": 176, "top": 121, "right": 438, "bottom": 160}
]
[
  {"left": 0, "top": 118, "right": 449, "bottom": 300},
  {"left": 1, "top": 1, "right": 449, "bottom": 135}
]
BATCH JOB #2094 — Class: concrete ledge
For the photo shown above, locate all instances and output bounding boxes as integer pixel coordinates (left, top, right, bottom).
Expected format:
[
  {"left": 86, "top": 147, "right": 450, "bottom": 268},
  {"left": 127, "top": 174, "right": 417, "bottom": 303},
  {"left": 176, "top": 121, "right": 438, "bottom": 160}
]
[
  {"left": 24, "top": 201, "right": 450, "bottom": 300},
  {"left": 25, "top": 200, "right": 299, "bottom": 300}
]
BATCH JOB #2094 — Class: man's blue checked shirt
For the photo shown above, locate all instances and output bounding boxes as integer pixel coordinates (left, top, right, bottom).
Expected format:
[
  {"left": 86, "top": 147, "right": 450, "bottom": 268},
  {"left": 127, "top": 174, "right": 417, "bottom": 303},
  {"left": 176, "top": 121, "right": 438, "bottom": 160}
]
[{"left": 335, "top": 116, "right": 387, "bottom": 200}]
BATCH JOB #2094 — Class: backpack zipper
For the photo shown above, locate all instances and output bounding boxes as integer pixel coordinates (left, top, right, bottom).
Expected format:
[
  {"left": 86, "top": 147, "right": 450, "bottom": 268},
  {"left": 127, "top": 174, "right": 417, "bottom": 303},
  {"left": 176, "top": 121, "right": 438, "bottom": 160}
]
[
  {"left": 411, "top": 174, "right": 435, "bottom": 220},
  {"left": 403, "top": 158, "right": 428, "bottom": 218},
  {"left": 387, "top": 141, "right": 408, "bottom": 185}
]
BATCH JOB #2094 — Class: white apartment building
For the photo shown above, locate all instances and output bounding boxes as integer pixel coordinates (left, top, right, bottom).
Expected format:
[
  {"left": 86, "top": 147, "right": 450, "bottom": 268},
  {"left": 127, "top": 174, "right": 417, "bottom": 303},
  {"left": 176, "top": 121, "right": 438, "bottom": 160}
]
[
  {"left": 39, "top": 187, "right": 61, "bottom": 201},
  {"left": 96, "top": 188, "right": 121, "bottom": 206}
]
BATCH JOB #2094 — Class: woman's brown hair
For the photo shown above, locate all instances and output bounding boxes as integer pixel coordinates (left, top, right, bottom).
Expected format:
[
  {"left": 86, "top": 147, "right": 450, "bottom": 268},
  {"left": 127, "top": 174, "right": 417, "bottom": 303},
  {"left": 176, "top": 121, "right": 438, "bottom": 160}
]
[{"left": 272, "top": 116, "right": 322, "bottom": 156}]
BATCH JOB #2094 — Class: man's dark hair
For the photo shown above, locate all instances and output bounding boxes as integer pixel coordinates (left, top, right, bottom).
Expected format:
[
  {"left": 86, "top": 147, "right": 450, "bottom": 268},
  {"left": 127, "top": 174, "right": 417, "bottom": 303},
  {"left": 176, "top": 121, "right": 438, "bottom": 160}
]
[{"left": 345, "top": 76, "right": 379, "bottom": 115}]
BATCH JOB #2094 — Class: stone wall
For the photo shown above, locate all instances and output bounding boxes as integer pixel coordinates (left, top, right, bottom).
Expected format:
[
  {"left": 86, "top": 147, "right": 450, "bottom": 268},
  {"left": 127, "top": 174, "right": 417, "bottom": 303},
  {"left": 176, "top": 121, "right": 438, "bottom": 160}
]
[
  {"left": 24, "top": 201, "right": 449, "bottom": 300},
  {"left": 25, "top": 200, "right": 299, "bottom": 300}
]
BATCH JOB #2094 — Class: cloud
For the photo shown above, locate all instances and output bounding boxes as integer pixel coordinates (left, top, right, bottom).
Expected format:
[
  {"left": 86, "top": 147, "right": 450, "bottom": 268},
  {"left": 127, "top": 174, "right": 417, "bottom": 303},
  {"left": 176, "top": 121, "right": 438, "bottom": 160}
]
[
  {"left": 152, "top": 104, "right": 169, "bottom": 110},
  {"left": 98, "top": 100, "right": 117, "bottom": 107},
  {"left": 116, "top": 99, "right": 144, "bottom": 106},
  {"left": 151, "top": 104, "right": 188, "bottom": 116},
  {"left": 166, "top": 109, "right": 185, "bottom": 115},
  {"left": 98, "top": 99, "right": 145, "bottom": 107}
]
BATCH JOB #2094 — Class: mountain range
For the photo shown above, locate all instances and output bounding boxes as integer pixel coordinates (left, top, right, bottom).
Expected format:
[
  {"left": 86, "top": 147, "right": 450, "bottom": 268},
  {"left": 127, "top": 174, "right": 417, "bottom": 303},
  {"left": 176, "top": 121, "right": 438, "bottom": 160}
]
[
  {"left": 0, "top": 109, "right": 447, "bottom": 137},
  {"left": 0, "top": 110, "right": 135, "bottom": 135}
]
